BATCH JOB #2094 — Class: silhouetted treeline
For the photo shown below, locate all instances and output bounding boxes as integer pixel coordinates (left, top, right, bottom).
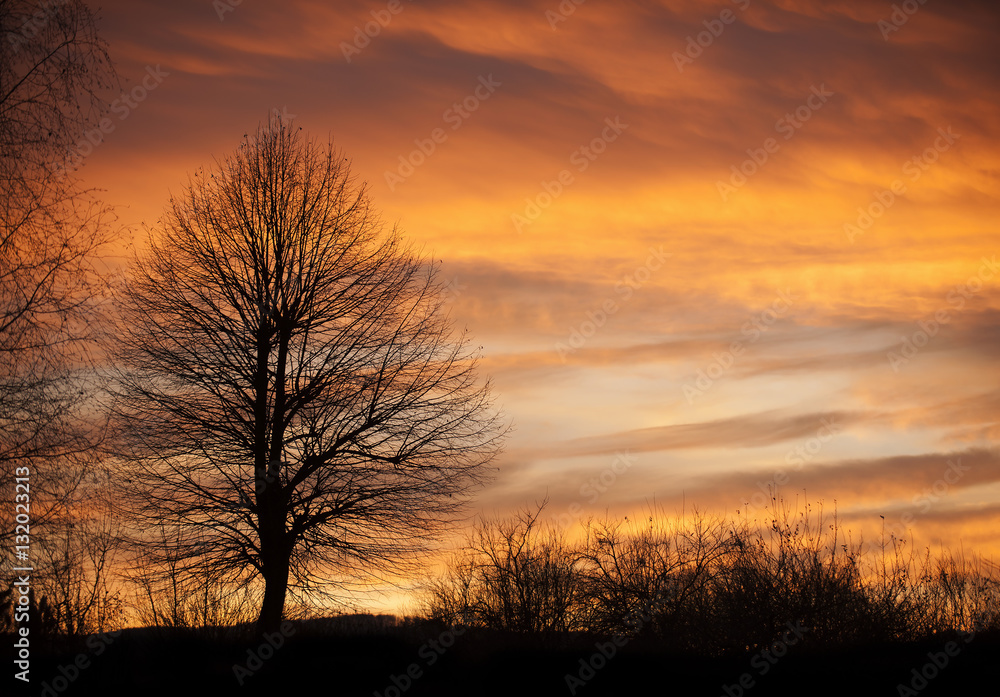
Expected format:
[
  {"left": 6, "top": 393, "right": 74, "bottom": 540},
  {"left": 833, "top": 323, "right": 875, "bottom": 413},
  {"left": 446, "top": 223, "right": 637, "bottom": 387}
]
[{"left": 424, "top": 499, "right": 1000, "bottom": 653}]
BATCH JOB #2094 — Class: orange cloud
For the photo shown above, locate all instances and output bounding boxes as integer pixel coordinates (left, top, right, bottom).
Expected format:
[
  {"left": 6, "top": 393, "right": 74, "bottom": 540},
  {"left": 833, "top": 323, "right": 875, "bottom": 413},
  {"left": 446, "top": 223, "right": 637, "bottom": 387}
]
[{"left": 78, "top": 0, "right": 1000, "bottom": 603}]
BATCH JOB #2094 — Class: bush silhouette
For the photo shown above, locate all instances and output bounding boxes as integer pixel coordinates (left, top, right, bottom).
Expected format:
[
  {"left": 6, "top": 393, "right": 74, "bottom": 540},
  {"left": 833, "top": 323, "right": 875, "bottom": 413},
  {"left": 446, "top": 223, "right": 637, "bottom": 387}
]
[{"left": 424, "top": 498, "right": 1000, "bottom": 654}]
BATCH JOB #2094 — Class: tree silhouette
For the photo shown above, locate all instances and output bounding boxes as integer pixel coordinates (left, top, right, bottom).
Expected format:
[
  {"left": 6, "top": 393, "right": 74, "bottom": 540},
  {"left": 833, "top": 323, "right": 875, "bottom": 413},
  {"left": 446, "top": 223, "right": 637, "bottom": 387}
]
[
  {"left": 426, "top": 500, "right": 585, "bottom": 633},
  {"left": 110, "top": 115, "right": 505, "bottom": 634},
  {"left": 1, "top": 0, "right": 119, "bottom": 630}
]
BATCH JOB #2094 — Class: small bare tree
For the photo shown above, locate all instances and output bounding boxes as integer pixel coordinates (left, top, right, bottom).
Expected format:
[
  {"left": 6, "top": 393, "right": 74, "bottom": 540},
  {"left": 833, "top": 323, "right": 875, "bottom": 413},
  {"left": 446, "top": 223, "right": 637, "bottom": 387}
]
[
  {"left": 578, "top": 509, "right": 730, "bottom": 641},
  {"left": 425, "top": 501, "right": 584, "bottom": 632},
  {"left": 32, "top": 473, "right": 124, "bottom": 635},
  {"left": 126, "top": 521, "right": 259, "bottom": 637},
  {"left": 110, "top": 116, "right": 505, "bottom": 635}
]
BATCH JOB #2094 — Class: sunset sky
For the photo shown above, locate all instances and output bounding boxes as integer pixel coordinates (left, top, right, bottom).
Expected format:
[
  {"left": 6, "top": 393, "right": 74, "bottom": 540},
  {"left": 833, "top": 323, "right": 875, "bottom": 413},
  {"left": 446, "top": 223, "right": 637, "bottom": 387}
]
[{"left": 77, "top": 0, "right": 999, "bottom": 601}]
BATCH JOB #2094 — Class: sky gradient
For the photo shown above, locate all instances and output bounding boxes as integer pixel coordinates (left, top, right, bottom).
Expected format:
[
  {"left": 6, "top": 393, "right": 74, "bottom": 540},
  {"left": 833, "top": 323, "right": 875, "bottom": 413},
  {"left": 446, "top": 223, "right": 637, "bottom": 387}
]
[{"left": 76, "top": 0, "right": 1000, "bottom": 606}]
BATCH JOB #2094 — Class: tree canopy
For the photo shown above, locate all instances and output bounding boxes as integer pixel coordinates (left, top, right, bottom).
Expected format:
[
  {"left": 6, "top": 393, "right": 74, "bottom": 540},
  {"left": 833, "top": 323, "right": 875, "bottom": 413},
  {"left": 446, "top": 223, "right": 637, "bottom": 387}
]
[{"left": 110, "top": 116, "right": 506, "bottom": 632}]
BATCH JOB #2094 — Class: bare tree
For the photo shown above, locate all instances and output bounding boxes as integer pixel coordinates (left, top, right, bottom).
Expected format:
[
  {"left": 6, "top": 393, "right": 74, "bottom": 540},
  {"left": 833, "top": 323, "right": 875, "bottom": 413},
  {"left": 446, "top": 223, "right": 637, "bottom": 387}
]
[
  {"left": 425, "top": 501, "right": 585, "bottom": 633},
  {"left": 0, "top": 0, "right": 117, "bottom": 513},
  {"left": 126, "top": 521, "right": 259, "bottom": 636},
  {"left": 577, "top": 510, "right": 730, "bottom": 641},
  {"left": 0, "top": 0, "right": 119, "bottom": 632},
  {"left": 109, "top": 116, "right": 506, "bottom": 635},
  {"left": 32, "top": 473, "right": 124, "bottom": 635}
]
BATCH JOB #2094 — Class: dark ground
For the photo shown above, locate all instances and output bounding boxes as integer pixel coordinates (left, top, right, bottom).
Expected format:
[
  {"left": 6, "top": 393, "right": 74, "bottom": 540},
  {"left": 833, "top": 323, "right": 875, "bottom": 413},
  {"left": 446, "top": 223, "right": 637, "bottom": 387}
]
[{"left": 8, "top": 622, "right": 999, "bottom": 697}]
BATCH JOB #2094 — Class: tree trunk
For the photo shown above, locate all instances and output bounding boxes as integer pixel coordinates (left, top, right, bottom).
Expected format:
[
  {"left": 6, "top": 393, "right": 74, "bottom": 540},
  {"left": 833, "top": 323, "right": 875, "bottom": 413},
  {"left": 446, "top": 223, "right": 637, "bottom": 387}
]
[
  {"left": 256, "top": 546, "right": 290, "bottom": 636},
  {"left": 253, "top": 290, "right": 292, "bottom": 638}
]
